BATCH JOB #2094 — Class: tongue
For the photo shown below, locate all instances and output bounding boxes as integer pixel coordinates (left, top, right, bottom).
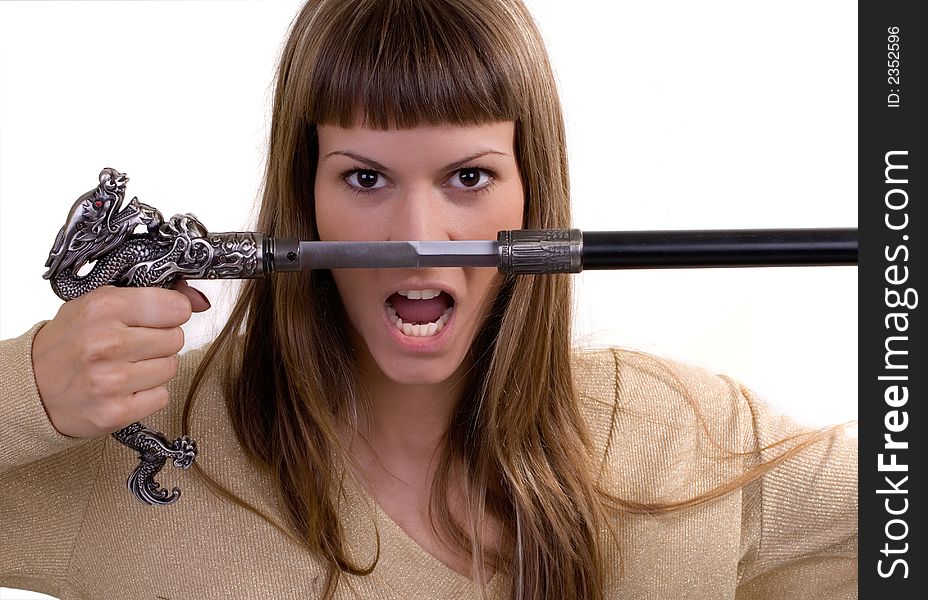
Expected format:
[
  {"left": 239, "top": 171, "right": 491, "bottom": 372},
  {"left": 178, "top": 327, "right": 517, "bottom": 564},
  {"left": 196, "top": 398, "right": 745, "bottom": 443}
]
[{"left": 388, "top": 292, "right": 451, "bottom": 324}]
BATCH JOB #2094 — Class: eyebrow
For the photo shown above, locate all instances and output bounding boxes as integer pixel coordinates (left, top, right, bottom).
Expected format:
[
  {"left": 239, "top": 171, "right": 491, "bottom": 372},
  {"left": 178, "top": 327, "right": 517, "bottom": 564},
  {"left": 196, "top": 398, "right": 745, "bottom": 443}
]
[{"left": 321, "top": 150, "right": 509, "bottom": 173}]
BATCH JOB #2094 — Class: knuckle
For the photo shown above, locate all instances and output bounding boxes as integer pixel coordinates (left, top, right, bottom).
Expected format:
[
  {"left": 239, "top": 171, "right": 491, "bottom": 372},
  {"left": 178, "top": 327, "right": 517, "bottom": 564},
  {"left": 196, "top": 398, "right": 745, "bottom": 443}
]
[
  {"left": 171, "top": 292, "right": 193, "bottom": 322},
  {"left": 85, "top": 375, "right": 108, "bottom": 400},
  {"left": 86, "top": 368, "right": 124, "bottom": 400},
  {"left": 166, "top": 354, "right": 179, "bottom": 379},
  {"left": 83, "top": 287, "right": 120, "bottom": 318},
  {"left": 169, "top": 327, "right": 185, "bottom": 354},
  {"left": 80, "top": 333, "right": 119, "bottom": 363},
  {"left": 91, "top": 401, "right": 128, "bottom": 431},
  {"left": 152, "top": 289, "right": 191, "bottom": 325},
  {"left": 153, "top": 386, "right": 171, "bottom": 410}
]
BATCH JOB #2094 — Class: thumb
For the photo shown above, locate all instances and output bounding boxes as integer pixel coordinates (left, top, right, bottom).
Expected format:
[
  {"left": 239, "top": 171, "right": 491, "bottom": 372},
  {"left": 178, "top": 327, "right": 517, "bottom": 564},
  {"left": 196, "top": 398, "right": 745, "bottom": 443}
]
[{"left": 171, "top": 279, "right": 212, "bottom": 313}]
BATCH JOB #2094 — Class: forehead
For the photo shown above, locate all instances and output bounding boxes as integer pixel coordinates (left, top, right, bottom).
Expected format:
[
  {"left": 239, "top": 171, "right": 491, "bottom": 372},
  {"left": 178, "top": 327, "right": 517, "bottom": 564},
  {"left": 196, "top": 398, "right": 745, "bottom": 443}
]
[{"left": 317, "top": 121, "right": 516, "bottom": 158}]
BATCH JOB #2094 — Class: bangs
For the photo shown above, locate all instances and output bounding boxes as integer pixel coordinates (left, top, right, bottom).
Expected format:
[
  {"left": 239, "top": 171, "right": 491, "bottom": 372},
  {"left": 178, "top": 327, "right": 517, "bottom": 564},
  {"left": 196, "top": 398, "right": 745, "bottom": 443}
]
[{"left": 298, "top": 0, "right": 526, "bottom": 128}]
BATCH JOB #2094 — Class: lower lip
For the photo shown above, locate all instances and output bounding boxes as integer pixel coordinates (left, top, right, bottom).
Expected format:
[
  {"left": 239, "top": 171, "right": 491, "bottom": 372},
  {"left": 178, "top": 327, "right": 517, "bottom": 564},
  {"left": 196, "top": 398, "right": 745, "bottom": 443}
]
[{"left": 382, "top": 302, "right": 456, "bottom": 353}]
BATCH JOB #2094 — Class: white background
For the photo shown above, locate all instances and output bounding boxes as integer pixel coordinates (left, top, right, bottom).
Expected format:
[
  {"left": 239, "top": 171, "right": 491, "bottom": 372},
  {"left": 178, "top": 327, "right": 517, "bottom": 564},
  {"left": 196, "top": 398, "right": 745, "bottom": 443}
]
[{"left": 1, "top": 1, "right": 855, "bottom": 597}]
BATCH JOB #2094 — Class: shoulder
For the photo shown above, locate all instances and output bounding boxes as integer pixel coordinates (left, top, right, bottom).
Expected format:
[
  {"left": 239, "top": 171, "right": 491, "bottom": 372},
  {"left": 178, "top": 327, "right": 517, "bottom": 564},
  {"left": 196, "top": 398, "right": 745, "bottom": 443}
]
[
  {"left": 571, "top": 346, "right": 752, "bottom": 429},
  {"left": 571, "top": 347, "right": 756, "bottom": 501}
]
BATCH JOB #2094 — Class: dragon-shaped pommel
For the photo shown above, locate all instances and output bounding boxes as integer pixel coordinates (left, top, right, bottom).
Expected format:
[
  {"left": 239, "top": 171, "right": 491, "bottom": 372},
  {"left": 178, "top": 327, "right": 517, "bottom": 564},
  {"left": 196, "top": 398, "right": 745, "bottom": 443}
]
[
  {"left": 44, "top": 168, "right": 266, "bottom": 303},
  {"left": 43, "top": 168, "right": 163, "bottom": 285}
]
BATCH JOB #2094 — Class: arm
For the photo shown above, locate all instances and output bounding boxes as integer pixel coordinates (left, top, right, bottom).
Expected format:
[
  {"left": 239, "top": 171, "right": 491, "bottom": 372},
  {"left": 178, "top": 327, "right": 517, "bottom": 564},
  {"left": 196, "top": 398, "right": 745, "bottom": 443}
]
[
  {"left": 2, "top": 285, "right": 210, "bottom": 594},
  {"left": 0, "top": 323, "right": 98, "bottom": 472},
  {"left": 0, "top": 322, "right": 105, "bottom": 596},
  {"left": 735, "top": 380, "right": 858, "bottom": 600}
]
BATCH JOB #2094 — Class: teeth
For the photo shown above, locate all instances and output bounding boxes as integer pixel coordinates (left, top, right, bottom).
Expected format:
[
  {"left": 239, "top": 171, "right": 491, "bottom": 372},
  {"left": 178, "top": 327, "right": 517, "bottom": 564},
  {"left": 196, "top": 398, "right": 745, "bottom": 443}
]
[
  {"left": 398, "top": 289, "right": 441, "bottom": 300},
  {"left": 386, "top": 305, "right": 454, "bottom": 338}
]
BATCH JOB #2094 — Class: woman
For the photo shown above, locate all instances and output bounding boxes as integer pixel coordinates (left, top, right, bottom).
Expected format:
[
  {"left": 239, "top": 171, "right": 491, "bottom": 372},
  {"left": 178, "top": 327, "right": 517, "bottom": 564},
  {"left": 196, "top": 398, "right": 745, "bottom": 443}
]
[{"left": 0, "top": 0, "right": 856, "bottom": 599}]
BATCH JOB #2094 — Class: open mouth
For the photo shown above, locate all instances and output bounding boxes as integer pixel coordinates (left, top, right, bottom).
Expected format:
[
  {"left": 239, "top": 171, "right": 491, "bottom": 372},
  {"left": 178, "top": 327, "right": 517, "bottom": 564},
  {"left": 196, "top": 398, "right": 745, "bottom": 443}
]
[{"left": 384, "top": 288, "right": 455, "bottom": 338}]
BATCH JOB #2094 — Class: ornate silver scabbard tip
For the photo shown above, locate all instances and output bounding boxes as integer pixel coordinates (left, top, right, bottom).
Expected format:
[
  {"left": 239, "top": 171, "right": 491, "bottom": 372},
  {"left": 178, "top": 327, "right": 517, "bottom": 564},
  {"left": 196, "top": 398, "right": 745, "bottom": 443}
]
[{"left": 497, "top": 228, "right": 583, "bottom": 274}]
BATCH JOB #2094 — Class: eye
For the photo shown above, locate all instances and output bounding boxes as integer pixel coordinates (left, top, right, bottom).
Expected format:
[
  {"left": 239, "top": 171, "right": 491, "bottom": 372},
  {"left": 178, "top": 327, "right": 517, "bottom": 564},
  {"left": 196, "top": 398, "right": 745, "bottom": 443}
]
[
  {"left": 345, "top": 169, "right": 387, "bottom": 190},
  {"left": 446, "top": 167, "right": 494, "bottom": 191}
]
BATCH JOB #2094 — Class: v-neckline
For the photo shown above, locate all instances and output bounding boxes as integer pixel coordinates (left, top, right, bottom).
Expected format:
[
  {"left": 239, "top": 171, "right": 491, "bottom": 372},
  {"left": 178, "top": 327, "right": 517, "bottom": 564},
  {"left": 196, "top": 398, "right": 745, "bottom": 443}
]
[{"left": 341, "top": 466, "right": 502, "bottom": 593}]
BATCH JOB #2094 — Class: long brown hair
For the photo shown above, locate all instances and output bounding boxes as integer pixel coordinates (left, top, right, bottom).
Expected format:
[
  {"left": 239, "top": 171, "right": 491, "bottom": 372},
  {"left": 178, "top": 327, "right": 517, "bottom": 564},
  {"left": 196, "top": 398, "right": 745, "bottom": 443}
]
[{"left": 180, "top": 1, "right": 840, "bottom": 598}]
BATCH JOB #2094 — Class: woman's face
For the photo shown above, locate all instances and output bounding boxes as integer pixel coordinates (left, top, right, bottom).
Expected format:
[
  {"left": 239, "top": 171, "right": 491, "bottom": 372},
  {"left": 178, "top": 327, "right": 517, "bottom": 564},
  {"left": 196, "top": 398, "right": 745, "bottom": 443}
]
[{"left": 315, "top": 121, "right": 524, "bottom": 387}]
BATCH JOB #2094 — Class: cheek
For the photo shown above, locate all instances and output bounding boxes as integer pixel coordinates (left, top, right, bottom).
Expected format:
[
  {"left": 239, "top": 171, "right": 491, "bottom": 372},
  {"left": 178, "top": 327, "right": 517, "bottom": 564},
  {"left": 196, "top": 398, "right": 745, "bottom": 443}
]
[
  {"left": 314, "top": 183, "right": 340, "bottom": 240},
  {"left": 497, "top": 180, "right": 526, "bottom": 231},
  {"left": 315, "top": 187, "right": 386, "bottom": 242},
  {"left": 469, "top": 270, "right": 505, "bottom": 314},
  {"left": 457, "top": 184, "right": 524, "bottom": 239},
  {"left": 315, "top": 180, "right": 361, "bottom": 241},
  {"left": 327, "top": 271, "right": 375, "bottom": 337}
]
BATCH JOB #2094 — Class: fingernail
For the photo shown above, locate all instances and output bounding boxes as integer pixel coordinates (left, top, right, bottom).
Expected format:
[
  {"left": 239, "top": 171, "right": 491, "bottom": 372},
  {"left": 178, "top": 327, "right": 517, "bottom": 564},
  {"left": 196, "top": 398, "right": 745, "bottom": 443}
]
[{"left": 191, "top": 287, "right": 211, "bottom": 309}]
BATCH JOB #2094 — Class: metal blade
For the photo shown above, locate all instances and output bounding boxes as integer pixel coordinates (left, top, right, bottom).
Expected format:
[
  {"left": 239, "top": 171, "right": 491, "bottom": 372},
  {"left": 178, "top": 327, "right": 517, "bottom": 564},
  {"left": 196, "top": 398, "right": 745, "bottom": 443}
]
[{"left": 297, "top": 240, "right": 500, "bottom": 269}]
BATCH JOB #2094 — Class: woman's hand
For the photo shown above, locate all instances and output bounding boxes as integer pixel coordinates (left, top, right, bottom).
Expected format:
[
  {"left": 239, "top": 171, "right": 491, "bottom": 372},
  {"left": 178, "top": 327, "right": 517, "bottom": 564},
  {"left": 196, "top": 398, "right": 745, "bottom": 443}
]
[{"left": 31, "top": 280, "right": 211, "bottom": 438}]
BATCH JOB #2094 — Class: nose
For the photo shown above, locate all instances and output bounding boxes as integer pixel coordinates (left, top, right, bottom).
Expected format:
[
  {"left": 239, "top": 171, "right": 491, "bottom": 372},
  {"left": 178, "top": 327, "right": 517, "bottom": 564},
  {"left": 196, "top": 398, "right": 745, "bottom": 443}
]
[{"left": 388, "top": 185, "right": 450, "bottom": 242}]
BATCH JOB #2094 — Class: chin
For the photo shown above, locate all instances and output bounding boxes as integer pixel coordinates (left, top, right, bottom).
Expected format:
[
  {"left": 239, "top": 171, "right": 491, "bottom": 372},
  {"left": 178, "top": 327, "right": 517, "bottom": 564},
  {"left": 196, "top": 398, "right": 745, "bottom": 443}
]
[
  {"left": 372, "top": 352, "right": 464, "bottom": 386},
  {"left": 345, "top": 308, "right": 477, "bottom": 389}
]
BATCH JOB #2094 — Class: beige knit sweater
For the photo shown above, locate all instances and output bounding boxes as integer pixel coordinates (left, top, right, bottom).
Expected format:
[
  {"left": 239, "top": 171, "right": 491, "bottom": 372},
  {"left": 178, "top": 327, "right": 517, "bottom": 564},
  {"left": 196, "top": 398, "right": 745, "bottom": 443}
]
[{"left": 1, "top": 322, "right": 857, "bottom": 599}]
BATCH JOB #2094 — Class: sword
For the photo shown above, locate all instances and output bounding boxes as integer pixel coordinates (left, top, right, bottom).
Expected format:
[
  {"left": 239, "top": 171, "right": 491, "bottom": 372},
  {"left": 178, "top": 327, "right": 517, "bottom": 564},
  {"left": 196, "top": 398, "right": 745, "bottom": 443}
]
[
  {"left": 42, "top": 168, "right": 858, "bottom": 506},
  {"left": 261, "top": 228, "right": 857, "bottom": 275}
]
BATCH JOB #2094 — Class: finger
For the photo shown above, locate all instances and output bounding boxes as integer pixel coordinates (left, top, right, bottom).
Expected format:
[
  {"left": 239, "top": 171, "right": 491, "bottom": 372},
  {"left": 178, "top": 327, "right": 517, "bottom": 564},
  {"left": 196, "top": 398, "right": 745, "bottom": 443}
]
[
  {"left": 108, "top": 288, "right": 193, "bottom": 328},
  {"left": 123, "top": 385, "right": 171, "bottom": 426},
  {"left": 172, "top": 279, "right": 211, "bottom": 313},
  {"left": 125, "top": 355, "right": 179, "bottom": 393},
  {"left": 121, "top": 326, "right": 185, "bottom": 362}
]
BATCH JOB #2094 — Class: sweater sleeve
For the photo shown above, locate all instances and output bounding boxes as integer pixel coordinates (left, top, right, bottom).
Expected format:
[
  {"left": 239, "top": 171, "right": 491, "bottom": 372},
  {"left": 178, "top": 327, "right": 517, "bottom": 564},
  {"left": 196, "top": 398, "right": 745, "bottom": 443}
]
[
  {"left": 734, "top": 379, "right": 858, "bottom": 600},
  {"left": 0, "top": 322, "right": 98, "bottom": 472},
  {"left": 1, "top": 322, "right": 105, "bottom": 597}
]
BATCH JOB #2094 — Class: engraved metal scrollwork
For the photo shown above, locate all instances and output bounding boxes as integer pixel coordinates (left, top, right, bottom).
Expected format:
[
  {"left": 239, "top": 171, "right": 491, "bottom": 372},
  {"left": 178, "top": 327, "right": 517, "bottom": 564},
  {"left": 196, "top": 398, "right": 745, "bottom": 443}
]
[
  {"left": 44, "top": 168, "right": 267, "bottom": 303},
  {"left": 498, "top": 228, "right": 582, "bottom": 274},
  {"left": 203, "top": 232, "right": 263, "bottom": 279}
]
